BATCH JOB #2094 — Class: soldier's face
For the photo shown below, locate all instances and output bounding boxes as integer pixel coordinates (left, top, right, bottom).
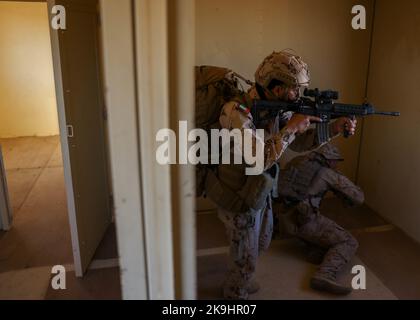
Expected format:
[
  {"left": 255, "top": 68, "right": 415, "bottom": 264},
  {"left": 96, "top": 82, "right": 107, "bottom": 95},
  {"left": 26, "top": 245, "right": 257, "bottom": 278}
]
[
  {"left": 287, "top": 86, "right": 300, "bottom": 101},
  {"left": 272, "top": 85, "right": 300, "bottom": 102}
]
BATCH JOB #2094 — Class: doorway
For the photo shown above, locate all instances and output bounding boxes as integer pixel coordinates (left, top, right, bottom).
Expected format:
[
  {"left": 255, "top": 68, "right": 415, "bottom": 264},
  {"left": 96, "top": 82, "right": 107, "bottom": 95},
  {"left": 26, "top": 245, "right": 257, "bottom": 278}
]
[{"left": 0, "top": 0, "right": 119, "bottom": 299}]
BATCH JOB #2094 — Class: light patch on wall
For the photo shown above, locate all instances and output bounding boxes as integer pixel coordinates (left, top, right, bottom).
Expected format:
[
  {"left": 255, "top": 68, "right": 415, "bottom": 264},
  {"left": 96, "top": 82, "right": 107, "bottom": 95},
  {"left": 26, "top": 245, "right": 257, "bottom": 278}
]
[
  {"left": 358, "top": 0, "right": 420, "bottom": 243},
  {"left": 0, "top": 1, "right": 59, "bottom": 138}
]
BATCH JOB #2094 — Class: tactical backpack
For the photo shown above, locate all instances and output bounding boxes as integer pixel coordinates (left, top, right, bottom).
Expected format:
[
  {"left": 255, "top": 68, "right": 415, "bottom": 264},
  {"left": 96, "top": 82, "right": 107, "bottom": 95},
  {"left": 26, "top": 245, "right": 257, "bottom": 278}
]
[{"left": 194, "top": 66, "right": 246, "bottom": 197}]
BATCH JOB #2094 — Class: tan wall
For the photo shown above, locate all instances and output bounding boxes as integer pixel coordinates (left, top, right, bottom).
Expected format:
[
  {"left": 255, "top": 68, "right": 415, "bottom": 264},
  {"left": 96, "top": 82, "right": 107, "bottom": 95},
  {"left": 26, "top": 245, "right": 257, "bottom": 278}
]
[
  {"left": 196, "top": 0, "right": 373, "bottom": 180},
  {"left": 358, "top": 0, "right": 420, "bottom": 242},
  {"left": 0, "top": 1, "right": 59, "bottom": 138}
]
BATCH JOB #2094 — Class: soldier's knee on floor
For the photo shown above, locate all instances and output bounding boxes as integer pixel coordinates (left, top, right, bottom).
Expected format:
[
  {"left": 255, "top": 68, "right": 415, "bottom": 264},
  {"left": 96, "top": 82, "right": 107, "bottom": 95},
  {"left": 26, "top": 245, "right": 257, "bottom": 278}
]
[{"left": 347, "top": 234, "right": 359, "bottom": 253}]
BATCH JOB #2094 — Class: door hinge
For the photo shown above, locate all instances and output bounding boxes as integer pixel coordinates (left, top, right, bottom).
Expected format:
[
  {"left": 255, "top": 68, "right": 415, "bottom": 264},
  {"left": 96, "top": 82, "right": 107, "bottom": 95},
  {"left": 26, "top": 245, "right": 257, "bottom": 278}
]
[{"left": 67, "top": 124, "right": 74, "bottom": 138}]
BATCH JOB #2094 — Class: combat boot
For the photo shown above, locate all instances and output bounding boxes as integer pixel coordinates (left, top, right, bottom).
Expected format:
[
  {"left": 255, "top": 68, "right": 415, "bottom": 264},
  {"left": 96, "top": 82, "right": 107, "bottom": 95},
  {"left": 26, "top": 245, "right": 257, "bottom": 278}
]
[
  {"left": 222, "top": 282, "right": 249, "bottom": 300},
  {"left": 306, "top": 247, "right": 327, "bottom": 265},
  {"left": 310, "top": 272, "right": 352, "bottom": 295}
]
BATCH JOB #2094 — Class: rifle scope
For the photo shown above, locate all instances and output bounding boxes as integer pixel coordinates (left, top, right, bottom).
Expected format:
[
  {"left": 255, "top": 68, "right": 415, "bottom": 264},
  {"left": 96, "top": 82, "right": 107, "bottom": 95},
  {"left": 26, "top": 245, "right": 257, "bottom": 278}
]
[{"left": 304, "top": 88, "right": 339, "bottom": 101}]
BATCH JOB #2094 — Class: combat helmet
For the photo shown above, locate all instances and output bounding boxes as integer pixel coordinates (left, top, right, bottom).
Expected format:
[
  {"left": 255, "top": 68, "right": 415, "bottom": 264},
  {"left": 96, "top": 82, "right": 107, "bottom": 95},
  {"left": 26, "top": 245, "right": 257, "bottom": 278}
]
[
  {"left": 255, "top": 50, "right": 310, "bottom": 89},
  {"left": 314, "top": 144, "right": 344, "bottom": 161}
]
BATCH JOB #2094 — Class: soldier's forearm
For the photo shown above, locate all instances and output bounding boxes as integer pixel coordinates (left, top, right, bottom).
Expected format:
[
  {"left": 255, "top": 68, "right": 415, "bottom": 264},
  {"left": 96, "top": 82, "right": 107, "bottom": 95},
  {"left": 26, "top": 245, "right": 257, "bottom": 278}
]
[
  {"left": 331, "top": 174, "right": 365, "bottom": 206},
  {"left": 263, "top": 127, "right": 297, "bottom": 170}
]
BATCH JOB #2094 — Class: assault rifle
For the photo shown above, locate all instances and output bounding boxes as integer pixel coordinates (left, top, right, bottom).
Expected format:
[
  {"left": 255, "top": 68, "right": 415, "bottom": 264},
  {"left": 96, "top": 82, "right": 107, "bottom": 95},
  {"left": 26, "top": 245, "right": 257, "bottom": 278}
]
[{"left": 251, "top": 88, "right": 400, "bottom": 144}]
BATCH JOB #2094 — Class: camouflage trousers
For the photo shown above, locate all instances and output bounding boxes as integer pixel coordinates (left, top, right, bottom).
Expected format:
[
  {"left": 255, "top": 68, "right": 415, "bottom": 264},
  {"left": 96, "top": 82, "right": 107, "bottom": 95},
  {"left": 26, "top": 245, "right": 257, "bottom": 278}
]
[
  {"left": 217, "top": 197, "right": 273, "bottom": 300},
  {"left": 295, "top": 203, "right": 359, "bottom": 277}
]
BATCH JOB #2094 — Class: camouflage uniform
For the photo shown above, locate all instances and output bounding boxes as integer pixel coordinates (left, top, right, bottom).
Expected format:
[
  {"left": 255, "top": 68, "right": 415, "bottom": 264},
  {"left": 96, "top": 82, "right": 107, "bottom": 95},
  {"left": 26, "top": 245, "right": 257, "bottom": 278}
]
[
  {"left": 217, "top": 97, "right": 337, "bottom": 300},
  {"left": 275, "top": 144, "right": 364, "bottom": 294},
  {"left": 217, "top": 199, "right": 273, "bottom": 299},
  {"left": 209, "top": 51, "right": 342, "bottom": 299}
]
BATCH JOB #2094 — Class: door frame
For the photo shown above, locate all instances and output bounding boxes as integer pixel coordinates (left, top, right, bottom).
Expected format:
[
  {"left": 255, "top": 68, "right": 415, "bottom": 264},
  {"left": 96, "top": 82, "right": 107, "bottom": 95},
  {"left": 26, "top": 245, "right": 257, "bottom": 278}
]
[
  {"left": 0, "top": 0, "right": 85, "bottom": 275},
  {"left": 100, "top": 0, "right": 196, "bottom": 299},
  {"left": 0, "top": 0, "right": 85, "bottom": 276},
  {"left": 46, "top": 0, "right": 84, "bottom": 277},
  {"left": 1, "top": 0, "right": 112, "bottom": 277}
]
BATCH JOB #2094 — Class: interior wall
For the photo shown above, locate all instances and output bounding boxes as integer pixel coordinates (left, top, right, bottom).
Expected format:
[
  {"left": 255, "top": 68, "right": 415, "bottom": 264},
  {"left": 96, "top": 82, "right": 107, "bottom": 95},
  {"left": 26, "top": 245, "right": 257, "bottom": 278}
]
[
  {"left": 196, "top": 0, "right": 374, "bottom": 180},
  {"left": 358, "top": 0, "right": 420, "bottom": 243},
  {"left": 0, "top": 1, "right": 59, "bottom": 138}
]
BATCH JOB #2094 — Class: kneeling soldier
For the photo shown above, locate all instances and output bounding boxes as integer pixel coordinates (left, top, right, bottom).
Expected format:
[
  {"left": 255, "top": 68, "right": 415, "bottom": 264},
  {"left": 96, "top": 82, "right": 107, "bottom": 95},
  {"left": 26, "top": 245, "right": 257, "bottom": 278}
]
[{"left": 275, "top": 143, "right": 364, "bottom": 295}]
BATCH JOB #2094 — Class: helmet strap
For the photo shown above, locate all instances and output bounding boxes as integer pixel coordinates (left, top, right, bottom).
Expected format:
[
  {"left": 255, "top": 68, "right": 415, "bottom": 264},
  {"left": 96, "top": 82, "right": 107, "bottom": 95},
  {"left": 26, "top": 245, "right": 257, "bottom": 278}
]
[
  {"left": 255, "top": 83, "right": 268, "bottom": 100},
  {"left": 255, "top": 83, "right": 280, "bottom": 100}
]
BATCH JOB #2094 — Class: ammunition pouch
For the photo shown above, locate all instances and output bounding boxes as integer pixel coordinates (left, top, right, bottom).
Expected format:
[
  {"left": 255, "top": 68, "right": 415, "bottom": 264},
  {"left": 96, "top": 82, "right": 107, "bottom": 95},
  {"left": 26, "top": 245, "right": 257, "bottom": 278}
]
[
  {"left": 238, "top": 172, "right": 274, "bottom": 211},
  {"left": 205, "top": 170, "right": 256, "bottom": 228},
  {"left": 205, "top": 169, "right": 248, "bottom": 213},
  {"left": 205, "top": 164, "right": 278, "bottom": 215}
]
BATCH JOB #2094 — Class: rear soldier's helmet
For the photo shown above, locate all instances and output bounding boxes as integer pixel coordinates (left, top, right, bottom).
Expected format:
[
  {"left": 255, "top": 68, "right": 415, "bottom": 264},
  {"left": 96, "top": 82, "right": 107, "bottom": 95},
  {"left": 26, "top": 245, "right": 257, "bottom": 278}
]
[
  {"left": 255, "top": 50, "right": 310, "bottom": 89},
  {"left": 315, "top": 144, "right": 344, "bottom": 161}
]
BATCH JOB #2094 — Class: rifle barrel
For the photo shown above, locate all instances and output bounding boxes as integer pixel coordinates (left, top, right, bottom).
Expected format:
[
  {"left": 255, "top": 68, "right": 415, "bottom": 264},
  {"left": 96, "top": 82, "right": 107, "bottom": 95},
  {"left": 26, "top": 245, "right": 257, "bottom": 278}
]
[{"left": 374, "top": 111, "right": 400, "bottom": 116}]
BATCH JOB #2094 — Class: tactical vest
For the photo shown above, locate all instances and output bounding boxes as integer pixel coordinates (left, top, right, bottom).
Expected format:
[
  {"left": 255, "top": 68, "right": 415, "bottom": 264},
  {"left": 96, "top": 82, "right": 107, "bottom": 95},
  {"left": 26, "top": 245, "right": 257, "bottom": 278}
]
[
  {"left": 278, "top": 154, "right": 324, "bottom": 201},
  {"left": 206, "top": 92, "right": 282, "bottom": 213},
  {"left": 206, "top": 161, "right": 278, "bottom": 214},
  {"left": 196, "top": 71, "right": 278, "bottom": 213}
]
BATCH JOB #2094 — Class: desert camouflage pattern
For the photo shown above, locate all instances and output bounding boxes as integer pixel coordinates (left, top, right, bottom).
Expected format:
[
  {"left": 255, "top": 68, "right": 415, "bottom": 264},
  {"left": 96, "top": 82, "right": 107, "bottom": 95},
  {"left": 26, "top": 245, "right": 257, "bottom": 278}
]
[
  {"left": 219, "top": 88, "right": 332, "bottom": 172},
  {"left": 307, "top": 166, "right": 364, "bottom": 208},
  {"left": 276, "top": 152, "right": 364, "bottom": 280},
  {"left": 295, "top": 200, "right": 359, "bottom": 279},
  {"left": 219, "top": 100, "right": 294, "bottom": 171},
  {"left": 254, "top": 50, "right": 310, "bottom": 88},
  {"left": 314, "top": 143, "right": 344, "bottom": 161},
  {"left": 216, "top": 90, "right": 334, "bottom": 299},
  {"left": 217, "top": 198, "right": 273, "bottom": 300}
]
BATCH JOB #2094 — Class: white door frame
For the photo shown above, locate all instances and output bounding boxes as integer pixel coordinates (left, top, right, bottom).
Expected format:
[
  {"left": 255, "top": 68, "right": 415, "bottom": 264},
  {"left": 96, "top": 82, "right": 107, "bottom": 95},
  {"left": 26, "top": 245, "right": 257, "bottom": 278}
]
[
  {"left": 166, "top": 0, "right": 197, "bottom": 300},
  {"left": 100, "top": 0, "right": 196, "bottom": 299},
  {"left": 47, "top": 0, "right": 83, "bottom": 277},
  {"left": 134, "top": 0, "right": 175, "bottom": 299},
  {"left": 100, "top": 0, "right": 148, "bottom": 299}
]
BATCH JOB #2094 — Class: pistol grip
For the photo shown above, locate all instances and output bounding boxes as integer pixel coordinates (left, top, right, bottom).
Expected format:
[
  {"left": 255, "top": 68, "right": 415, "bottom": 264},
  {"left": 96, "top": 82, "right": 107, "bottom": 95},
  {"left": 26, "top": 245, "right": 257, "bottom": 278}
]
[{"left": 316, "top": 122, "right": 330, "bottom": 144}]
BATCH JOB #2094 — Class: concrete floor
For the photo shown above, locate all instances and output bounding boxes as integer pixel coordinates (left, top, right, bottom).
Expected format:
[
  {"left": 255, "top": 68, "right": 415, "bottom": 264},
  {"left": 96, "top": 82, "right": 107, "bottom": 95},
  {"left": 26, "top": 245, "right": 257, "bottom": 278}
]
[
  {"left": 0, "top": 136, "right": 120, "bottom": 300},
  {"left": 196, "top": 196, "right": 420, "bottom": 300},
  {"left": 2, "top": 136, "right": 420, "bottom": 300}
]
